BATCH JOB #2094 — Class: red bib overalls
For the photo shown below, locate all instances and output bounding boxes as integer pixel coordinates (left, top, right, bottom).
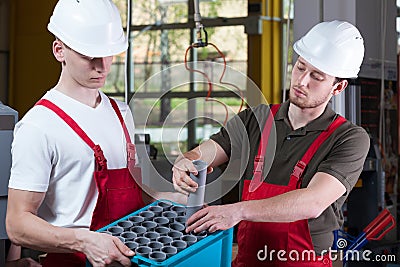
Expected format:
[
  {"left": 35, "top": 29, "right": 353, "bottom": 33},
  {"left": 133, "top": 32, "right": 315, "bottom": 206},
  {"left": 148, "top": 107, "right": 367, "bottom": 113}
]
[
  {"left": 35, "top": 98, "right": 145, "bottom": 267},
  {"left": 232, "top": 104, "right": 346, "bottom": 267}
]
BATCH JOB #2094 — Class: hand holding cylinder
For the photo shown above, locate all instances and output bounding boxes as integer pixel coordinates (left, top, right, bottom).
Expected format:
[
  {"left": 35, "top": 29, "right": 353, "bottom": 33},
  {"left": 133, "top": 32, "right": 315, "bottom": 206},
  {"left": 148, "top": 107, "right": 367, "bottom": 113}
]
[{"left": 185, "top": 160, "right": 208, "bottom": 221}]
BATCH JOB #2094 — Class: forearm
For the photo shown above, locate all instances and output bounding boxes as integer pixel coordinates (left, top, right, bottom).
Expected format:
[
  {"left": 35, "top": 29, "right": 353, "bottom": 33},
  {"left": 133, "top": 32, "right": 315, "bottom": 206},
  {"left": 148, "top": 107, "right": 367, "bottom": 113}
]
[
  {"left": 6, "top": 191, "right": 89, "bottom": 255},
  {"left": 181, "top": 148, "right": 201, "bottom": 161},
  {"left": 7, "top": 210, "right": 84, "bottom": 253},
  {"left": 185, "top": 189, "right": 323, "bottom": 234},
  {"left": 237, "top": 188, "right": 324, "bottom": 223},
  {"left": 237, "top": 172, "right": 346, "bottom": 223},
  {"left": 179, "top": 139, "right": 228, "bottom": 167}
]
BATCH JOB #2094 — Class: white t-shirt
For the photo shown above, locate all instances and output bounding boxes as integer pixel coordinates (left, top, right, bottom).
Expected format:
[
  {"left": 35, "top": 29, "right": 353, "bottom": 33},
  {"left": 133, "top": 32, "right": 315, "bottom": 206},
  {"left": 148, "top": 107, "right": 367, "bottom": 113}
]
[{"left": 9, "top": 89, "right": 135, "bottom": 229}]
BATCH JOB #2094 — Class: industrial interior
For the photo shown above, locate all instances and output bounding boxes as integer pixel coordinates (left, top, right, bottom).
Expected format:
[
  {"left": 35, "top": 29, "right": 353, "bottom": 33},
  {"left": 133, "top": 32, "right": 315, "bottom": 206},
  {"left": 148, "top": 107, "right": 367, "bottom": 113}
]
[{"left": 0, "top": 0, "right": 400, "bottom": 266}]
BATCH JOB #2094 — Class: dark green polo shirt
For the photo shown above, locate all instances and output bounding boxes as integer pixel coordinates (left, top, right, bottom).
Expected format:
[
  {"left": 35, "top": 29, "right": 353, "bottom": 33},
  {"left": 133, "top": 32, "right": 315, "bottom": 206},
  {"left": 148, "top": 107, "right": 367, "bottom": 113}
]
[{"left": 210, "top": 100, "right": 370, "bottom": 253}]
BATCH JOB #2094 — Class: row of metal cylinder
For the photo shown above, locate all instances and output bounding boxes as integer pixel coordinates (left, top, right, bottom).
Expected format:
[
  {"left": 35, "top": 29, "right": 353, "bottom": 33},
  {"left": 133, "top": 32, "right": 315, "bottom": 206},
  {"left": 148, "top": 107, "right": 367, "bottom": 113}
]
[{"left": 100, "top": 200, "right": 208, "bottom": 262}]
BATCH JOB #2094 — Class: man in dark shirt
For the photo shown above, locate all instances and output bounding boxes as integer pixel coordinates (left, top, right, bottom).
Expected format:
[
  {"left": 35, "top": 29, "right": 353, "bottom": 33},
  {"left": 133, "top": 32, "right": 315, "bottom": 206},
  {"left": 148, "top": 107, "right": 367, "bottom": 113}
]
[{"left": 172, "top": 20, "right": 369, "bottom": 267}]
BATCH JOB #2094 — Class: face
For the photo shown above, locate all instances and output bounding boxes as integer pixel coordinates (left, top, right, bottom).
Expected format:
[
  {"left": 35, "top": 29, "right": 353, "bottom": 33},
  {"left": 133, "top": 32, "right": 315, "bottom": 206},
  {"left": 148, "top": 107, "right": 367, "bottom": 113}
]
[
  {"left": 53, "top": 40, "right": 113, "bottom": 89},
  {"left": 289, "top": 57, "right": 342, "bottom": 109}
]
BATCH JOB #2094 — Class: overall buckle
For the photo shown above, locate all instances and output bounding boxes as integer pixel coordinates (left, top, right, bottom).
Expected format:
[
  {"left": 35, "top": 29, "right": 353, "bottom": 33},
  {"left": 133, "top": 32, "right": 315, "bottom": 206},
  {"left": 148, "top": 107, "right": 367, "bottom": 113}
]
[
  {"left": 253, "top": 155, "right": 264, "bottom": 173},
  {"left": 93, "top": 145, "right": 107, "bottom": 171},
  {"left": 292, "top": 160, "right": 306, "bottom": 178}
]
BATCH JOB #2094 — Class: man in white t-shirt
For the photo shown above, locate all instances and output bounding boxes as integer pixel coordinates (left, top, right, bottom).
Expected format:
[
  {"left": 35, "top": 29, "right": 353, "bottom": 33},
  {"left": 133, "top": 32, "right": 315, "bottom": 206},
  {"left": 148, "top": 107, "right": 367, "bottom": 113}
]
[{"left": 6, "top": 1, "right": 184, "bottom": 266}]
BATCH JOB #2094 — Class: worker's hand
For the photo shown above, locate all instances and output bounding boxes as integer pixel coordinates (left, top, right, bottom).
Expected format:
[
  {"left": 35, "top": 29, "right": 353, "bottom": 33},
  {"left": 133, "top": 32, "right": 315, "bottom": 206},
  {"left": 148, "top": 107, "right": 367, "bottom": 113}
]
[
  {"left": 172, "top": 157, "right": 213, "bottom": 195},
  {"left": 76, "top": 230, "right": 134, "bottom": 267},
  {"left": 172, "top": 157, "right": 199, "bottom": 195},
  {"left": 185, "top": 204, "right": 241, "bottom": 233},
  {"left": 6, "top": 258, "right": 42, "bottom": 267}
]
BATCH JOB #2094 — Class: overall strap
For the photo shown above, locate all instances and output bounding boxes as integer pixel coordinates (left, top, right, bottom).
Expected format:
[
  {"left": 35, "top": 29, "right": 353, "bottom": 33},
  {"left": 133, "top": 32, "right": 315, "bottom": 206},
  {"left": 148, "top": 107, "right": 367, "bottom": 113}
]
[
  {"left": 249, "top": 104, "right": 280, "bottom": 192},
  {"left": 35, "top": 99, "right": 107, "bottom": 170},
  {"left": 108, "top": 98, "right": 132, "bottom": 144},
  {"left": 108, "top": 98, "right": 136, "bottom": 163},
  {"left": 290, "top": 115, "right": 347, "bottom": 188}
]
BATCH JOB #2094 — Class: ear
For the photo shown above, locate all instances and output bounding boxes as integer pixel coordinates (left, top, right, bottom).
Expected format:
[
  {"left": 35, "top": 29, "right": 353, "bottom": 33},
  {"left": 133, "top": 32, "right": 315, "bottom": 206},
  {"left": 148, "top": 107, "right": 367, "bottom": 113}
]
[
  {"left": 52, "top": 40, "right": 65, "bottom": 63},
  {"left": 332, "top": 80, "right": 348, "bottom": 96}
]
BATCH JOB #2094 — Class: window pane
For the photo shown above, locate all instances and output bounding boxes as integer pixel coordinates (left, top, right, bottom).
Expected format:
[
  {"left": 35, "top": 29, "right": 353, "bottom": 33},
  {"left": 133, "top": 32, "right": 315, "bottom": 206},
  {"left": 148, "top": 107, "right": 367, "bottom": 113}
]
[
  {"left": 103, "top": 56, "right": 126, "bottom": 97},
  {"left": 130, "top": 0, "right": 247, "bottom": 26},
  {"left": 132, "top": 29, "right": 191, "bottom": 92},
  {"left": 127, "top": 1, "right": 248, "bottom": 155},
  {"left": 131, "top": 0, "right": 188, "bottom": 26},
  {"left": 200, "top": 0, "right": 247, "bottom": 18}
]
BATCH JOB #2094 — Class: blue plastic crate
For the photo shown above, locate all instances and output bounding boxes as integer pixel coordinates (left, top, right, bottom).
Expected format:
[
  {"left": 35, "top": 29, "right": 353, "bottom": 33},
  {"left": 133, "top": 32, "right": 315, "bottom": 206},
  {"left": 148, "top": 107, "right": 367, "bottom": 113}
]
[{"left": 86, "top": 200, "right": 234, "bottom": 267}]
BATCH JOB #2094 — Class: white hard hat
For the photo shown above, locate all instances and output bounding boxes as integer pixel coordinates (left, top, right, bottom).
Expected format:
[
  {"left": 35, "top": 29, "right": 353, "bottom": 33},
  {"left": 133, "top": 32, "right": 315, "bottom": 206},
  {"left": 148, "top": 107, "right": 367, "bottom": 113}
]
[
  {"left": 293, "top": 20, "right": 364, "bottom": 78},
  {"left": 47, "top": 0, "right": 128, "bottom": 58}
]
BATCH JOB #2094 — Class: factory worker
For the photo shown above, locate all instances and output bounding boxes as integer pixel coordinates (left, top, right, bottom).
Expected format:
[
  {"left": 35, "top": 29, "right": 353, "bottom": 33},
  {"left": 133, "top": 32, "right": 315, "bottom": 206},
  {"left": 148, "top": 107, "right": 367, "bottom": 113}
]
[
  {"left": 172, "top": 20, "right": 369, "bottom": 266},
  {"left": 6, "top": 1, "right": 184, "bottom": 266}
]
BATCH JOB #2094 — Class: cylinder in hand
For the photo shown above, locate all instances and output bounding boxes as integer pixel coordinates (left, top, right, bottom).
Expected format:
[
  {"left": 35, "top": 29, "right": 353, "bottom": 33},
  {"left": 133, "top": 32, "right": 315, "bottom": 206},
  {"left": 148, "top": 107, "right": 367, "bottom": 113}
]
[{"left": 185, "top": 160, "right": 208, "bottom": 222}]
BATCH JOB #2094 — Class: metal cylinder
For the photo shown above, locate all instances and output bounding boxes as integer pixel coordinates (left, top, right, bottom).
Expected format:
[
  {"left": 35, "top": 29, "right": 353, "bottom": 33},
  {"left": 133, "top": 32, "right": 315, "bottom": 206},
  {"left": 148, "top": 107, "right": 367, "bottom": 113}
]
[{"left": 185, "top": 160, "right": 208, "bottom": 221}]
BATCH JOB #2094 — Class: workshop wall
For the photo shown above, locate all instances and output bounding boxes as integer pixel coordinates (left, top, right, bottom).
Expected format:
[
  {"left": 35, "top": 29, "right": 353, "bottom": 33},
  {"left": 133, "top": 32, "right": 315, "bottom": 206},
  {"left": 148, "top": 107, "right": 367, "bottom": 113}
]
[{"left": 8, "top": 0, "right": 60, "bottom": 117}]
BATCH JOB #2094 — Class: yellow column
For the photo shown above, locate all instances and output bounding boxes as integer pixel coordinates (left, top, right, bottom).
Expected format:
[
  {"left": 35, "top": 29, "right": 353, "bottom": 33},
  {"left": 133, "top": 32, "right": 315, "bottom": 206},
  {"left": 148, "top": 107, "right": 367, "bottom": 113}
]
[
  {"left": 247, "top": 0, "right": 282, "bottom": 105},
  {"left": 8, "top": 1, "right": 60, "bottom": 117}
]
